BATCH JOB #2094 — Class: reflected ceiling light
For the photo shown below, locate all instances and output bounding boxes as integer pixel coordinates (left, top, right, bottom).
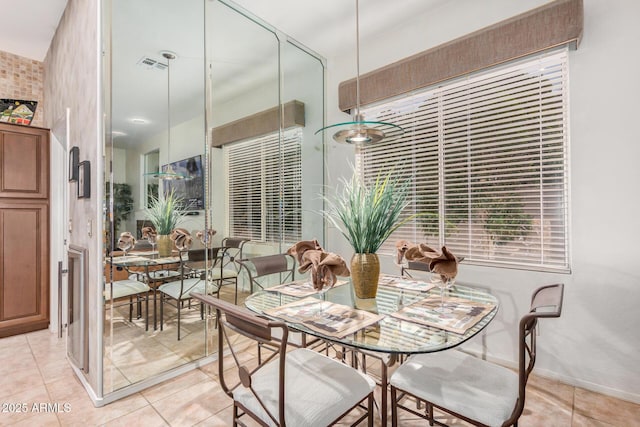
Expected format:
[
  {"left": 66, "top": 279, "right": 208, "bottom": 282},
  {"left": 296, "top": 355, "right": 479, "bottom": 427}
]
[
  {"left": 315, "top": 0, "right": 402, "bottom": 145},
  {"left": 131, "top": 118, "right": 148, "bottom": 124},
  {"left": 147, "top": 51, "right": 186, "bottom": 181}
]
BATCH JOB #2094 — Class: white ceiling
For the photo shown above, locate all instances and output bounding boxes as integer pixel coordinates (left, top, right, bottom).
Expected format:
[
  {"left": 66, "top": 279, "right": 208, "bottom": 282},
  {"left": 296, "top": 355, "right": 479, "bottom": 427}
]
[
  {"left": 1, "top": 0, "right": 444, "bottom": 144},
  {"left": 231, "top": 0, "right": 442, "bottom": 59},
  {"left": 0, "top": 0, "right": 67, "bottom": 61},
  {"left": 0, "top": 0, "right": 442, "bottom": 67}
]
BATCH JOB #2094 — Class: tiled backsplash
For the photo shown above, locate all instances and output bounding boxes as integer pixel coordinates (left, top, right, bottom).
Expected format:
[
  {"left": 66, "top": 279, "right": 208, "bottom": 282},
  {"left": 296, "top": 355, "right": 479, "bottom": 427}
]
[{"left": 0, "top": 50, "right": 44, "bottom": 128}]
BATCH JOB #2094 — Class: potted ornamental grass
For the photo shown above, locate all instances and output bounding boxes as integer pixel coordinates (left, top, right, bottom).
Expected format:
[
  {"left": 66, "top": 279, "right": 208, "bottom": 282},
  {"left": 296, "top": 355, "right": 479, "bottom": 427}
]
[{"left": 322, "top": 168, "right": 415, "bottom": 298}]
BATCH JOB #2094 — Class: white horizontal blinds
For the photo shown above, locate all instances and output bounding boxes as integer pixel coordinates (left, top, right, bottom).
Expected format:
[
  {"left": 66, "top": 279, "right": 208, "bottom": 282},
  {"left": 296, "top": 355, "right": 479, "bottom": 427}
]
[
  {"left": 264, "top": 129, "right": 303, "bottom": 243},
  {"left": 356, "top": 91, "right": 441, "bottom": 249},
  {"left": 226, "top": 128, "right": 302, "bottom": 243},
  {"left": 227, "top": 138, "right": 263, "bottom": 241},
  {"left": 359, "top": 49, "right": 569, "bottom": 271}
]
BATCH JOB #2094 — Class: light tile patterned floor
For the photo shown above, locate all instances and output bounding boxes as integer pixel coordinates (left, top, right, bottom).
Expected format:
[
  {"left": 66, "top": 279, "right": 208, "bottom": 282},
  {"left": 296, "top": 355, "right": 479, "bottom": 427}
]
[{"left": 1, "top": 328, "right": 638, "bottom": 426}]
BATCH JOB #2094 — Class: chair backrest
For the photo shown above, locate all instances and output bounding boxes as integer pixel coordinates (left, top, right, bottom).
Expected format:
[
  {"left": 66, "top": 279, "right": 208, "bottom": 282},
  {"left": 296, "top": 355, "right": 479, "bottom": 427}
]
[
  {"left": 238, "top": 254, "right": 295, "bottom": 293},
  {"left": 508, "top": 283, "right": 564, "bottom": 425},
  {"left": 220, "top": 237, "right": 249, "bottom": 275},
  {"left": 187, "top": 247, "right": 221, "bottom": 263},
  {"left": 400, "top": 260, "right": 431, "bottom": 278},
  {"left": 222, "top": 237, "right": 249, "bottom": 251},
  {"left": 190, "top": 293, "right": 288, "bottom": 425}
]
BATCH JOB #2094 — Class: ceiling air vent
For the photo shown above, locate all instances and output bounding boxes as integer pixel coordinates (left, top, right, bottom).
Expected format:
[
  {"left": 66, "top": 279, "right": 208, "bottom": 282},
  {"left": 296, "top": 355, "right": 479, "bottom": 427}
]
[{"left": 136, "top": 56, "right": 168, "bottom": 71}]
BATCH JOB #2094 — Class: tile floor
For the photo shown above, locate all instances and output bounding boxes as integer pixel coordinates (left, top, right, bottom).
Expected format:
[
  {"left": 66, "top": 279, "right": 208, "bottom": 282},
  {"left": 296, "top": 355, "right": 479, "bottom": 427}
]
[{"left": 1, "top": 326, "right": 639, "bottom": 426}]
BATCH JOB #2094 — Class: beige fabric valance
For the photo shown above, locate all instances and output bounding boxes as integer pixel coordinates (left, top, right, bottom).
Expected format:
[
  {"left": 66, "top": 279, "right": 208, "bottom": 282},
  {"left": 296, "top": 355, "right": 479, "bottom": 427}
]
[
  {"left": 339, "top": 0, "right": 583, "bottom": 113},
  {"left": 211, "top": 100, "right": 305, "bottom": 147}
]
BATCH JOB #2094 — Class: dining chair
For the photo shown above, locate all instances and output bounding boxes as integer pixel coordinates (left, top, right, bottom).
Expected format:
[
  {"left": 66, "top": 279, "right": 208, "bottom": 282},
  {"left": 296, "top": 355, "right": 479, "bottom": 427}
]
[
  {"left": 400, "top": 260, "right": 431, "bottom": 279},
  {"left": 237, "top": 253, "right": 296, "bottom": 294},
  {"left": 390, "top": 283, "right": 564, "bottom": 427},
  {"left": 191, "top": 293, "right": 376, "bottom": 426},
  {"left": 237, "top": 253, "right": 322, "bottom": 362},
  {"left": 157, "top": 250, "right": 210, "bottom": 340}
]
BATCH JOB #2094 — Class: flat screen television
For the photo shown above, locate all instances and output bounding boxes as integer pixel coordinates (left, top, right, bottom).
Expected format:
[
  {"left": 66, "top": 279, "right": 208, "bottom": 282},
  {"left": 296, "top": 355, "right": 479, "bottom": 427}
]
[{"left": 162, "top": 155, "right": 204, "bottom": 210}]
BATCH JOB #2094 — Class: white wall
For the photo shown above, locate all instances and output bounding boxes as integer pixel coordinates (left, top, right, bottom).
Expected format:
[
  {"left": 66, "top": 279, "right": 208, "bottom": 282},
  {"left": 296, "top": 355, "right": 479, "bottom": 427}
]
[{"left": 323, "top": 0, "right": 640, "bottom": 402}]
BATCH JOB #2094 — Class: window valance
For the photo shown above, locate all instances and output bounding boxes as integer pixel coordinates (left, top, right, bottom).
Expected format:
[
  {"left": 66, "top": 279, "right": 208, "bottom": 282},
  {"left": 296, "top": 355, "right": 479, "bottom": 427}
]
[
  {"left": 339, "top": 0, "right": 583, "bottom": 112},
  {"left": 211, "top": 100, "right": 305, "bottom": 147}
]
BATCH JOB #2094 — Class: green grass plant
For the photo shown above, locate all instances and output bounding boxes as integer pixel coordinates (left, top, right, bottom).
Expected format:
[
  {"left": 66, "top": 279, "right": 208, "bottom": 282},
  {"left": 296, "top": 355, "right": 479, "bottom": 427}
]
[
  {"left": 323, "top": 169, "right": 416, "bottom": 254},
  {"left": 144, "top": 189, "right": 187, "bottom": 235}
]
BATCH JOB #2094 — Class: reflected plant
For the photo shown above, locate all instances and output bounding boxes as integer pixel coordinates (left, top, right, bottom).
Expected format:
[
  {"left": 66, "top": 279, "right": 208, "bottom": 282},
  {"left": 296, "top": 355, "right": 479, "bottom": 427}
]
[{"left": 144, "top": 189, "right": 187, "bottom": 235}]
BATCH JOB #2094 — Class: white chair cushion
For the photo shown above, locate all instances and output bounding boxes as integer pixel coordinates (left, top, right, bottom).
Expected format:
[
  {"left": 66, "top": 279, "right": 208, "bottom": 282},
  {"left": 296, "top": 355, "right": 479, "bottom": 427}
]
[
  {"left": 208, "top": 268, "right": 239, "bottom": 280},
  {"left": 390, "top": 350, "right": 518, "bottom": 427},
  {"left": 104, "top": 279, "right": 150, "bottom": 300},
  {"left": 234, "top": 348, "right": 375, "bottom": 427},
  {"left": 158, "top": 278, "right": 206, "bottom": 300}
]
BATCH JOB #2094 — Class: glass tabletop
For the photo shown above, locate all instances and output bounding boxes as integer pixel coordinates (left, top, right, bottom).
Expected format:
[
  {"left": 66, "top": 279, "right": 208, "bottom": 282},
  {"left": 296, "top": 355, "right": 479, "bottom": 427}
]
[
  {"left": 244, "top": 275, "right": 499, "bottom": 355},
  {"left": 107, "top": 254, "right": 184, "bottom": 267}
]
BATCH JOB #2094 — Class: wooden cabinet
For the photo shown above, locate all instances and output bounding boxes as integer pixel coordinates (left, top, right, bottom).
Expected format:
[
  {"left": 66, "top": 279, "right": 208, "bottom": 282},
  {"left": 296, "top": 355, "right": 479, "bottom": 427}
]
[
  {"left": 0, "top": 123, "right": 49, "bottom": 337},
  {"left": 0, "top": 123, "right": 49, "bottom": 199}
]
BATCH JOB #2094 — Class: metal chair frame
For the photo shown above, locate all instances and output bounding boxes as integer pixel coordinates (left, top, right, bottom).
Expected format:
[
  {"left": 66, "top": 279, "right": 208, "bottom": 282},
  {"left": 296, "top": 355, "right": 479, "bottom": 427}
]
[
  {"left": 237, "top": 253, "right": 296, "bottom": 294},
  {"left": 218, "top": 237, "right": 249, "bottom": 303},
  {"left": 104, "top": 268, "right": 150, "bottom": 331},
  {"left": 192, "top": 294, "right": 374, "bottom": 427},
  {"left": 390, "top": 283, "right": 564, "bottom": 427},
  {"left": 158, "top": 249, "right": 215, "bottom": 340}
]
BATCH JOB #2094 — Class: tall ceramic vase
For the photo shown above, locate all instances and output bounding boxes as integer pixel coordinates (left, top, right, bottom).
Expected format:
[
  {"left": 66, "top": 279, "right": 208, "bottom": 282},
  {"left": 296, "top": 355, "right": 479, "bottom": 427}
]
[
  {"left": 350, "top": 253, "right": 380, "bottom": 299},
  {"left": 157, "top": 234, "right": 172, "bottom": 257}
]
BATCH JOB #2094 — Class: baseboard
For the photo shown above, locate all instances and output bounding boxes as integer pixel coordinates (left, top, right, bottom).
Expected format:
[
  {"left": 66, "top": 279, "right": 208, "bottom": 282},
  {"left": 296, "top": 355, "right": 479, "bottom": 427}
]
[{"left": 461, "top": 348, "right": 640, "bottom": 405}]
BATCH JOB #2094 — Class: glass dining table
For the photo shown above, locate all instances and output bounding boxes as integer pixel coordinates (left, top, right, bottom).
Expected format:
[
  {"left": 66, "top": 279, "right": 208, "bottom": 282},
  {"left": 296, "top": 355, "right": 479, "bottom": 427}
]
[
  {"left": 245, "top": 274, "right": 499, "bottom": 426},
  {"left": 244, "top": 274, "right": 499, "bottom": 355}
]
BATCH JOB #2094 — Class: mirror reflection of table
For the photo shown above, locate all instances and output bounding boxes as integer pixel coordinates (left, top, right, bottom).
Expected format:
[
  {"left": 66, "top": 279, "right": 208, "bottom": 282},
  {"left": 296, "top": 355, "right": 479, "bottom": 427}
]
[
  {"left": 107, "top": 254, "right": 184, "bottom": 330},
  {"left": 244, "top": 274, "right": 499, "bottom": 355}
]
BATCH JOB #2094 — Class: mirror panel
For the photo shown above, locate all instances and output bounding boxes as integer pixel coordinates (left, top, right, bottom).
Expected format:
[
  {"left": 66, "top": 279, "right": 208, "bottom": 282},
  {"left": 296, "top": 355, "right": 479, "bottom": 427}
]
[
  {"left": 281, "top": 40, "right": 325, "bottom": 246},
  {"left": 103, "top": 0, "right": 325, "bottom": 397},
  {"left": 104, "top": 0, "right": 208, "bottom": 394}
]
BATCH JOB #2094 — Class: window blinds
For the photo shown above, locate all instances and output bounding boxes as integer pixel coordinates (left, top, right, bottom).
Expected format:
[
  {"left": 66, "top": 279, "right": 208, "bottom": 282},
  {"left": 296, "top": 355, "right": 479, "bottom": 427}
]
[
  {"left": 358, "top": 49, "right": 569, "bottom": 271},
  {"left": 225, "top": 128, "right": 302, "bottom": 243}
]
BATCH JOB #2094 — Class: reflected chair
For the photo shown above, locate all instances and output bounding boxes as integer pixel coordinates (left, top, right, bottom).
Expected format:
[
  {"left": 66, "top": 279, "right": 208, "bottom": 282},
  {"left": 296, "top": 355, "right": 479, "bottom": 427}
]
[
  {"left": 157, "top": 250, "right": 211, "bottom": 340},
  {"left": 186, "top": 247, "right": 224, "bottom": 295},
  {"left": 191, "top": 294, "right": 376, "bottom": 426},
  {"left": 390, "top": 283, "right": 564, "bottom": 427},
  {"left": 209, "top": 237, "right": 249, "bottom": 304},
  {"left": 103, "top": 276, "right": 150, "bottom": 331}
]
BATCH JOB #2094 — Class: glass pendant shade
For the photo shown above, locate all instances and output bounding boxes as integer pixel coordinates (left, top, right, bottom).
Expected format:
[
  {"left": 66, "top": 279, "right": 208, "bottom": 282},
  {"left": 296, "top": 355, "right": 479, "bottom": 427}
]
[
  {"left": 317, "top": 0, "right": 403, "bottom": 145},
  {"left": 315, "top": 114, "right": 403, "bottom": 145}
]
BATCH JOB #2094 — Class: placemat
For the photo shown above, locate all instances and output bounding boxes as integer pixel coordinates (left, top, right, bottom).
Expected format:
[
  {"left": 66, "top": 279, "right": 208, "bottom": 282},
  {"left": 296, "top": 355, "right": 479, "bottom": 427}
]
[
  {"left": 266, "top": 279, "right": 348, "bottom": 297},
  {"left": 390, "top": 295, "right": 496, "bottom": 334},
  {"left": 264, "top": 297, "right": 383, "bottom": 338}
]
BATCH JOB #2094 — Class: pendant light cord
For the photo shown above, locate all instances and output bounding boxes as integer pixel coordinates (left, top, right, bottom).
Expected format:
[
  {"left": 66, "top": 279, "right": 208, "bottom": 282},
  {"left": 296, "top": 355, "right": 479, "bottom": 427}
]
[
  {"left": 167, "top": 55, "right": 172, "bottom": 164},
  {"left": 355, "top": 0, "right": 361, "bottom": 119},
  {"left": 162, "top": 51, "right": 176, "bottom": 171}
]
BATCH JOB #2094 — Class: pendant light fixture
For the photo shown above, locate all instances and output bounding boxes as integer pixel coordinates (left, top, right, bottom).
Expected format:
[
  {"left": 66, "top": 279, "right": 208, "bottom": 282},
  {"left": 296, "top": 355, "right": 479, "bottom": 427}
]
[
  {"left": 316, "top": 0, "right": 402, "bottom": 145},
  {"left": 148, "top": 51, "right": 186, "bottom": 180}
]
